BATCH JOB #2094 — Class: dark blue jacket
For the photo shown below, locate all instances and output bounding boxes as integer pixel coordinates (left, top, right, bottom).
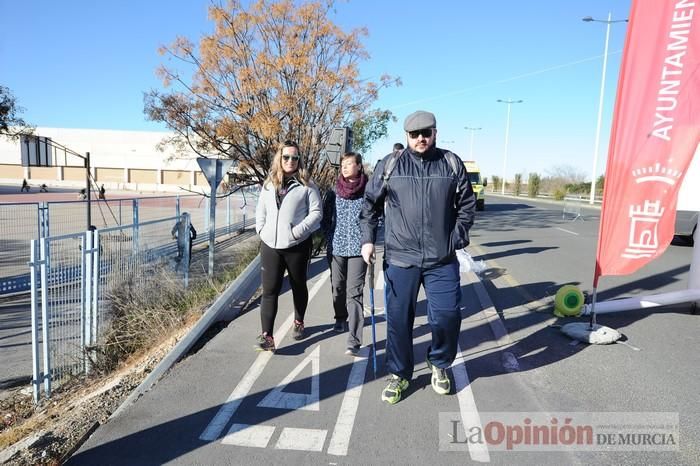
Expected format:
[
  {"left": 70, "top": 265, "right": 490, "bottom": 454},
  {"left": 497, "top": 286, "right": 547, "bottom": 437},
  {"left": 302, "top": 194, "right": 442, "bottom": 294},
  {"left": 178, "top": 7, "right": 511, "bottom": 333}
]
[{"left": 360, "top": 147, "right": 476, "bottom": 268}]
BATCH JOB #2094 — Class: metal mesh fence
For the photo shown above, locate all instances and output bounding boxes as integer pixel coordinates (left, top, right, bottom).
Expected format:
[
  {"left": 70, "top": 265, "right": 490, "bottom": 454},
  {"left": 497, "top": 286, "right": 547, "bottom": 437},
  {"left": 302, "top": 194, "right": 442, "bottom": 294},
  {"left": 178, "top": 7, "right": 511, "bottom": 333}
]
[
  {"left": 26, "top": 193, "right": 256, "bottom": 400},
  {"left": 179, "top": 195, "right": 208, "bottom": 235},
  {"left": 46, "top": 197, "right": 182, "bottom": 236},
  {"left": 135, "top": 196, "right": 183, "bottom": 223},
  {"left": 0, "top": 203, "right": 40, "bottom": 293},
  {"left": 45, "top": 199, "right": 130, "bottom": 236},
  {"left": 96, "top": 217, "right": 180, "bottom": 342},
  {"left": 2, "top": 193, "right": 255, "bottom": 297},
  {"left": 41, "top": 232, "right": 87, "bottom": 387}
]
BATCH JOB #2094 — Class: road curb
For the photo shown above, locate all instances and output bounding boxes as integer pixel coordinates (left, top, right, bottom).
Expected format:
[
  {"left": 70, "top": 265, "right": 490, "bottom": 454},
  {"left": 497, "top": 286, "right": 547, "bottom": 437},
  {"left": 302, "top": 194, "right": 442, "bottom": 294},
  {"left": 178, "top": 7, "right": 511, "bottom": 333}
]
[
  {"left": 466, "top": 270, "right": 521, "bottom": 372},
  {"left": 108, "top": 253, "right": 262, "bottom": 421}
]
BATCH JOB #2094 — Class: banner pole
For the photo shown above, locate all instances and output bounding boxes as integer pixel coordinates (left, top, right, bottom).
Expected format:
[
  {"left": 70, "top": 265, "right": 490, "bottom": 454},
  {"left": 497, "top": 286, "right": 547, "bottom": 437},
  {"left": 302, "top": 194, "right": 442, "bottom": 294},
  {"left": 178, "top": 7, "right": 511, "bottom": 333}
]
[
  {"left": 690, "top": 226, "right": 700, "bottom": 308},
  {"left": 588, "top": 287, "right": 598, "bottom": 329}
]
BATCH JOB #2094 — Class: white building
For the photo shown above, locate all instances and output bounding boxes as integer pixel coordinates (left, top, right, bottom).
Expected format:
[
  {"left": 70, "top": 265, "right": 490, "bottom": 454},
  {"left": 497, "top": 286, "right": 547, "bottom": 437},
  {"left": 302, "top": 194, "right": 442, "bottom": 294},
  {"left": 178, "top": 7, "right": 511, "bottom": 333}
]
[{"left": 0, "top": 127, "right": 212, "bottom": 192}]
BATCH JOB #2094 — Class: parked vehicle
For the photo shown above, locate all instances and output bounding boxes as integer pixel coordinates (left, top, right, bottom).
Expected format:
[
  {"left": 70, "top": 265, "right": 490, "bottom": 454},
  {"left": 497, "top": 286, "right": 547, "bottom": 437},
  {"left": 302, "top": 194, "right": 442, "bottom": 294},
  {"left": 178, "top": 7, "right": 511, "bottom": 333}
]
[
  {"left": 675, "top": 146, "right": 699, "bottom": 243},
  {"left": 464, "top": 160, "right": 486, "bottom": 211}
]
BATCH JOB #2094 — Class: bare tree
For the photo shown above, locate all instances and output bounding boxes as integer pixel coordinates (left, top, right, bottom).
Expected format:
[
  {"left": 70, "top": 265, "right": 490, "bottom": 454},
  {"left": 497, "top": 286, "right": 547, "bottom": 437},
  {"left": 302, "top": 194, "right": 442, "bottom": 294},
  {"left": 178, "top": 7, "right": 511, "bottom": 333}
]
[
  {"left": 144, "top": 0, "right": 399, "bottom": 188},
  {"left": 545, "top": 164, "right": 587, "bottom": 183}
]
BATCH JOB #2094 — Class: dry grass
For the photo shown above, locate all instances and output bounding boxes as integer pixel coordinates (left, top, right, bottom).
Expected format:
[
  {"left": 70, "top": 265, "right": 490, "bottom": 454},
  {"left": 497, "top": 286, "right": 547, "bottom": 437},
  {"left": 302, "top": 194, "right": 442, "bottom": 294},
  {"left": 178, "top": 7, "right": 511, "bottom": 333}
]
[
  {"left": 89, "top": 243, "right": 259, "bottom": 374},
  {"left": 0, "top": 393, "right": 34, "bottom": 447}
]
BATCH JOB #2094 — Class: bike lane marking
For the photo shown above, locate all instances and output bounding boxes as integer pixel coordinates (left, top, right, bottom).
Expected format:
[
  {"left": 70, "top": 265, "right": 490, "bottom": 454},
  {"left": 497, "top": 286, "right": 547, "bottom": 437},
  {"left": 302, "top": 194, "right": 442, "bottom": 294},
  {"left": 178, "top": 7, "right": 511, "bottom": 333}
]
[
  {"left": 198, "top": 266, "right": 371, "bottom": 455},
  {"left": 327, "top": 346, "right": 370, "bottom": 456},
  {"left": 199, "top": 269, "right": 330, "bottom": 442},
  {"left": 257, "top": 345, "right": 321, "bottom": 411}
]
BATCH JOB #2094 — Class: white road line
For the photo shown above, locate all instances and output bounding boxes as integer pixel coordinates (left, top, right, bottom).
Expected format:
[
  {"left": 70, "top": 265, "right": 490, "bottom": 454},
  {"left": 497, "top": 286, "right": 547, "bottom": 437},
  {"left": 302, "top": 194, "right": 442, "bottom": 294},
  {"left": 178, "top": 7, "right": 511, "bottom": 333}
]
[
  {"left": 275, "top": 427, "right": 327, "bottom": 451},
  {"left": 199, "top": 269, "right": 331, "bottom": 441},
  {"left": 221, "top": 424, "right": 276, "bottom": 448},
  {"left": 555, "top": 227, "right": 579, "bottom": 236},
  {"left": 257, "top": 345, "right": 321, "bottom": 411},
  {"left": 326, "top": 346, "right": 370, "bottom": 456},
  {"left": 375, "top": 266, "right": 385, "bottom": 290},
  {"left": 452, "top": 344, "right": 490, "bottom": 463}
]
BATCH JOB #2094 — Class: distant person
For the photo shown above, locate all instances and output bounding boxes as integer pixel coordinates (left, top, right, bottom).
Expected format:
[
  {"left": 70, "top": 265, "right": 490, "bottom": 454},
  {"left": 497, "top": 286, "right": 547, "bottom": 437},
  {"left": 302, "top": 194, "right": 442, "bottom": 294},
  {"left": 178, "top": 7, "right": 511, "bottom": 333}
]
[
  {"left": 39, "top": 184, "right": 48, "bottom": 193},
  {"left": 360, "top": 110, "right": 476, "bottom": 404},
  {"left": 78, "top": 188, "right": 87, "bottom": 200},
  {"left": 171, "top": 212, "right": 197, "bottom": 266},
  {"left": 392, "top": 142, "right": 404, "bottom": 152},
  {"left": 21, "top": 179, "right": 30, "bottom": 192},
  {"left": 255, "top": 140, "right": 322, "bottom": 352},
  {"left": 98, "top": 184, "right": 106, "bottom": 200},
  {"left": 321, "top": 151, "right": 369, "bottom": 356}
]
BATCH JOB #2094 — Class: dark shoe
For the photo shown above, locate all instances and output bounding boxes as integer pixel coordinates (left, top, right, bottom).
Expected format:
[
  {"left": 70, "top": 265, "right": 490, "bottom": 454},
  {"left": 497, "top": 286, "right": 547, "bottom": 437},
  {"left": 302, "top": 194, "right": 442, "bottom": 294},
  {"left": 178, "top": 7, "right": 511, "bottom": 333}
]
[
  {"left": 426, "top": 356, "right": 451, "bottom": 395},
  {"left": 381, "top": 375, "right": 409, "bottom": 404},
  {"left": 293, "top": 320, "right": 305, "bottom": 340},
  {"left": 333, "top": 320, "right": 345, "bottom": 333},
  {"left": 255, "top": 333, "right": 275, "bottom": 352},
  {"left": 345, "top": 345, "right": 360, "bottom": 356}
]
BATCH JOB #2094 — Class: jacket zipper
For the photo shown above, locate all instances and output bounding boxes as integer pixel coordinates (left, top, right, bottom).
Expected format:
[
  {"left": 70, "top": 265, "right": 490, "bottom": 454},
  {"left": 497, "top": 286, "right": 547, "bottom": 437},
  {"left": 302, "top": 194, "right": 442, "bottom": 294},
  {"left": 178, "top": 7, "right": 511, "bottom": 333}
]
[
  {"left": 274, "top": 182, "right": 295, "bottom": 248},
  {"left": 274, "top": 193, "right": 280, "bottom": 248},
  {"left": 420, "top": 157, "right": 425, "bottom": 268},
  {"left": 274, "top": 187, "right": 286, "bottom": 249}
]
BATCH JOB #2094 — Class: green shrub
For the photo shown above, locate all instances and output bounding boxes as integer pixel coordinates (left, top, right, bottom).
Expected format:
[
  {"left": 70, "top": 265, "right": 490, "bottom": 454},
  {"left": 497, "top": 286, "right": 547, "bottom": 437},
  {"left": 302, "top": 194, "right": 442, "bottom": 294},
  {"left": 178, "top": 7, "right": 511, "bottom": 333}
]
[
  {"left": 553, "top": 188, "right": 567, "bottom": 200},
  {"left": 514, "top": 173, "right": 522, "bottom": 196},
  {"left": 528, "top": 173, "right": 541, "bottom": 197}
]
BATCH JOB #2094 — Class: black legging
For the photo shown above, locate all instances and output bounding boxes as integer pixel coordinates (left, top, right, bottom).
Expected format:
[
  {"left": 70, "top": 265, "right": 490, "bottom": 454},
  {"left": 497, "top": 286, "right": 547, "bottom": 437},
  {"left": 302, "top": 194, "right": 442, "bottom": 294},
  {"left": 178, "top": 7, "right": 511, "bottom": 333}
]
[{"left": 260, "top": 236, "right": 313, "bottom": 337}]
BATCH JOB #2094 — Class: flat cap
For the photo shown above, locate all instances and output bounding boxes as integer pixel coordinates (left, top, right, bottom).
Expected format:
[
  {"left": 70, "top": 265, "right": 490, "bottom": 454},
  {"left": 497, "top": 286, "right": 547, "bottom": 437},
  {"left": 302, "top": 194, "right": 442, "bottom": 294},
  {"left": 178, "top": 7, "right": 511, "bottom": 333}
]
[{"left": 403, "top": 110, "right": 437, "bottom": 132}]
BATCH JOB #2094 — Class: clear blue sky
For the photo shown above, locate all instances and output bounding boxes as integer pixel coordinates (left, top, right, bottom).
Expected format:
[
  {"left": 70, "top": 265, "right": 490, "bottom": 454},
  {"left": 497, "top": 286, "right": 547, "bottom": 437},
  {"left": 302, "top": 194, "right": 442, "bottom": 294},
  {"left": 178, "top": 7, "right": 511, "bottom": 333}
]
[{"left": 0, "top": 0, "right": 631, "bottom": 181}]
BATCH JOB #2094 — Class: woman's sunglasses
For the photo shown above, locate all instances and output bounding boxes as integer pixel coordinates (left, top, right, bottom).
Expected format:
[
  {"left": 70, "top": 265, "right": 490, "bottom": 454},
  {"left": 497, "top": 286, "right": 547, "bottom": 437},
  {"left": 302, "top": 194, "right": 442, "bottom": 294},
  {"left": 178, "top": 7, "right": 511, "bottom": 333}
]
[
  {"left": 408, "top": 128, "right": 434, "bottom": 139},
  {"left": 282, "top": 155, "right": 300, "bottom": 162}
]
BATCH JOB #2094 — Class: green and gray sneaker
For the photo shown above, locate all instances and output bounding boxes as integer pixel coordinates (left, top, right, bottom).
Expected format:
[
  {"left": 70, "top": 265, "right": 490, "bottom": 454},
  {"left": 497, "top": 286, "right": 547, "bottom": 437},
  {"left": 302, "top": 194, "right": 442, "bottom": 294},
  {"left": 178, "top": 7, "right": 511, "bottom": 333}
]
[
  {"left": 381, "top": 375, "right": 409, "bottom": 404},
  {"left": 426, "top": 357, "right": 451, "bottom": 395}
]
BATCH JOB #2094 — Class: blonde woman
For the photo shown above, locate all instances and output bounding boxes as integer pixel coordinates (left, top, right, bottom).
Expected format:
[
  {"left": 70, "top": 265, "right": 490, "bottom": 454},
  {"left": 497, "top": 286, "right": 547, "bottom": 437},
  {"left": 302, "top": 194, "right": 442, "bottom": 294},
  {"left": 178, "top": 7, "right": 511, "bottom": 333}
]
[{"left": 255, "top": 140, "right": 322, "bottom": 352}]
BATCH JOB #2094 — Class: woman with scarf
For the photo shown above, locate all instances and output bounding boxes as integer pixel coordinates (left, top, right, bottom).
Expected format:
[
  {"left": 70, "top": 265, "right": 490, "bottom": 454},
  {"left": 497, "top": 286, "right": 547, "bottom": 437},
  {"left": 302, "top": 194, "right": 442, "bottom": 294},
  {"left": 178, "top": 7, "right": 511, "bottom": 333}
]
[
  {"left": 255, "top": 140, "right": 322, "bottom": 352},
  {"left": 322, "top": 152, "right": 369, "bottom": 356}
]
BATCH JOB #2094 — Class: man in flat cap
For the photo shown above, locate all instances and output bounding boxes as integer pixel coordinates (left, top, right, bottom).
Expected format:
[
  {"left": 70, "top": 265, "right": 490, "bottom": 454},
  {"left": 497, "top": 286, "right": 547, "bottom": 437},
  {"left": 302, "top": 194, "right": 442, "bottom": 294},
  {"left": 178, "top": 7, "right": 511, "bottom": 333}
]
[{"left": 360, "top": 110, "right": 475, "bottom": 404}]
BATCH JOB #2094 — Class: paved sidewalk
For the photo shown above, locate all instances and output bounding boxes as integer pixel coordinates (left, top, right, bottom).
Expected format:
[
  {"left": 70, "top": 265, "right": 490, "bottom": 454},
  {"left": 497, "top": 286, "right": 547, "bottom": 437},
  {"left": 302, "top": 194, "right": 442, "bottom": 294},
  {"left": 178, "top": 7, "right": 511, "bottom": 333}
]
[{"left": 67, "top": 250, "right": 577, "bottom": 465}]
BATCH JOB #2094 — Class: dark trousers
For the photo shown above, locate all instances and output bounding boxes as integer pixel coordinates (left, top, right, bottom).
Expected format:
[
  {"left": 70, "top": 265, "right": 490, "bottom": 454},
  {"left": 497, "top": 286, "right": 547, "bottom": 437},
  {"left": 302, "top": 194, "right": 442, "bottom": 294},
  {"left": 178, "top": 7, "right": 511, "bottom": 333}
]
[
  {"left": 260, "top": 237, "right": 312, "bottom": 337},
  {"left": 329, "top": 255, "right": 367, "bottom": 348},
  {"left": 176, "top": 240, "right": 193, "bottom": 265},
  {"left": 383, "top": 258, "right": 462, "bottom": 380}
]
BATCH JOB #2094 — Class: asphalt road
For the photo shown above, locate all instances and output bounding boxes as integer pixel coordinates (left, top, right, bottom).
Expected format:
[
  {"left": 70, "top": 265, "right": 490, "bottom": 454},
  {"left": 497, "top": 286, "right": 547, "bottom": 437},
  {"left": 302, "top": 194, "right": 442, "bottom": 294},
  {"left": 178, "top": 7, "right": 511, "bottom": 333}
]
[
  {"left": 66, "top": 194, "right": 699, "bottom": 465},
  {"left": 0, "top": 296, "right": 33, "bottom": 391}
]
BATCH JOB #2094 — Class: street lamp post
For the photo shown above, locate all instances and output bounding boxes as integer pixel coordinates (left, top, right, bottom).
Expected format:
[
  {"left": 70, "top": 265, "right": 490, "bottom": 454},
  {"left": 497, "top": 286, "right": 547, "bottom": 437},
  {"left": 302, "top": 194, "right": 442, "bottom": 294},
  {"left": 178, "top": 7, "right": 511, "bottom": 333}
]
[
  {"left": 497, "top": 99, "right": 523, "bottom": 195},
  {"left": 464, "top": 126, "right": 482, "bottom": 159},
  {"left": 583, "top": 13, "right": 628, "bottom": 205}
]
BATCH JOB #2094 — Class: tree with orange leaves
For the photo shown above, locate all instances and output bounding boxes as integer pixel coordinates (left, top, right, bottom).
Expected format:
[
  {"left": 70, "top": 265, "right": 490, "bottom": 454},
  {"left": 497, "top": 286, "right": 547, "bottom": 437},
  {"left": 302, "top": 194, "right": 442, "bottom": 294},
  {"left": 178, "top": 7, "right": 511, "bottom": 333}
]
[{"left": 145, "top": 0, "right": 399, "bottom": 189}]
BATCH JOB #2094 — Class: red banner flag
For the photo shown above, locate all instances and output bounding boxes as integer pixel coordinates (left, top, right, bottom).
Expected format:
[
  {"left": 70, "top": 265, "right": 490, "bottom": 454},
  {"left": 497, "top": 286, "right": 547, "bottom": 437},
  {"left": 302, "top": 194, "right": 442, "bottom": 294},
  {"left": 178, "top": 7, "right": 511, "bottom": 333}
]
[{"left": 595, "top": 0, "right": 700, "bottom": 285}]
